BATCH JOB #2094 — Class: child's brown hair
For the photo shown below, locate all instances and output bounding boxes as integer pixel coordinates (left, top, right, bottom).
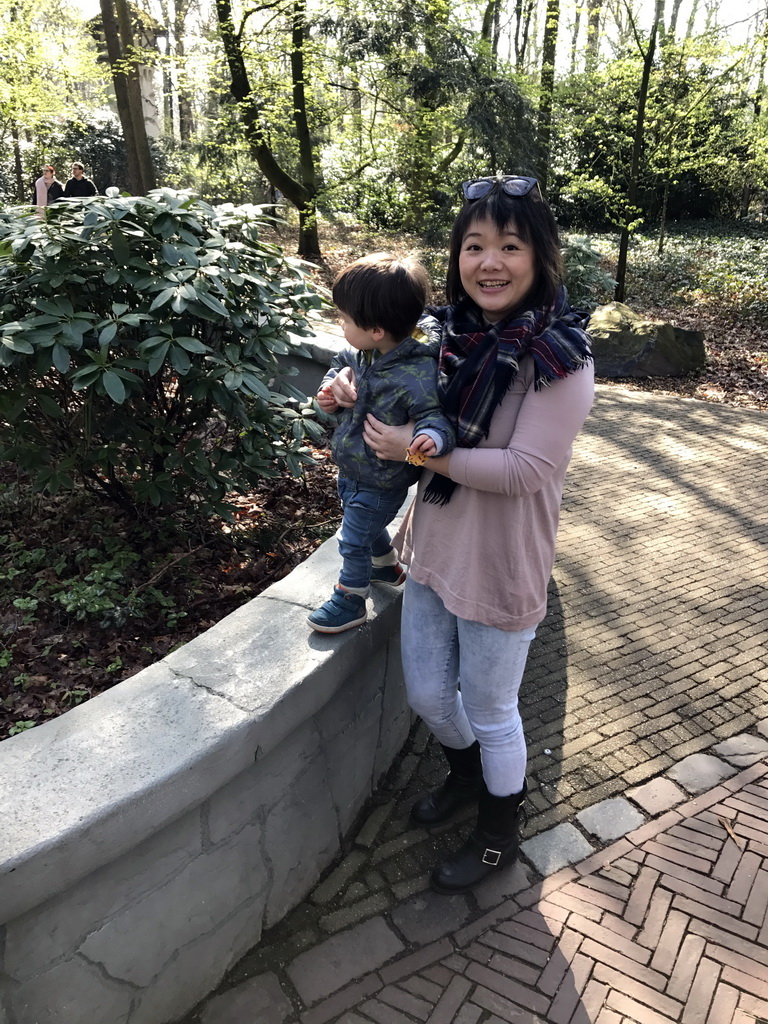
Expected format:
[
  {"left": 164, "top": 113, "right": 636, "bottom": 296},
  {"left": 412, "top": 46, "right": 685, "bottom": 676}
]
[{"left": 332, "top": 253, "right": 430, "bottom": 342}]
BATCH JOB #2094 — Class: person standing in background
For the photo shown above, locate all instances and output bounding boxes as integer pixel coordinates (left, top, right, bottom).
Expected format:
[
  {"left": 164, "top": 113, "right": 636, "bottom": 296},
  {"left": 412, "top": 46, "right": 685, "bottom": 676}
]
[
  {"left": 33, "top": 165, "right": 64, "bottom": 214},
  {"left": 63, "top": 162, "right": 98, "bottom": 198}
]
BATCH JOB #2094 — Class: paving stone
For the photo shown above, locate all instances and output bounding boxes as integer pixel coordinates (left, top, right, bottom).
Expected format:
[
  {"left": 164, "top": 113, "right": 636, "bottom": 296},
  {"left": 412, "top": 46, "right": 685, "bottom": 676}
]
[
  {"left": 199, "top": 973, "right": 294, "bottom": 1024},
  {"left": 342, "top": 883, "right": 369, "bottom": 904},
  {"left": 627, "top": 777, "right": 688, "bottom": 815},
  {"left": 311, "top": 851, "right": 367, "bottom": 906},
  {"left": 473, "top": 859, "right": 534, "bottom": 911},
  {"left": 667, "top": 753, "right": 738, "bottom": 794},
  {"left": 520, "top": 823, "right": 595, "bottom": 876},
  {"left": 713, "top": 733, "right": 768, "bottom": 767},
  {"left": 576, "top": 798, "right": 645, "bottom": 842},
  {"left": 389, "top": 890, "right": 473, "bottom": 945},
  {"left": 286, "top": 916, "right": 404, "bottom": 1006},
  {"left": 318, "top": 894, "right": 392, "bottom": 933},
  {"left": 757, "top": 719, "right": 768, "bottom": 741},
  {"left": 355, "top": 805, "right": 392, "bottom": 849}
]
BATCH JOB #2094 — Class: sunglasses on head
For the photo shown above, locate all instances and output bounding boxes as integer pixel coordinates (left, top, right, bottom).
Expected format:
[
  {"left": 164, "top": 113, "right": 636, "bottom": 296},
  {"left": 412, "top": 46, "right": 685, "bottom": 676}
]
[{"left": 461, "top": 176, "right": 540, "bottom": 200}]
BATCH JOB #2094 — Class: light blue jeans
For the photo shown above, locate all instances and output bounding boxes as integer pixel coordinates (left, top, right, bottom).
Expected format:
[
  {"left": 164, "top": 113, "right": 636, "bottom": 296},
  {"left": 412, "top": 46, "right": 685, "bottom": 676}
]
[{"left": 401, "top": 577, "right": 537, "bottom": 796}]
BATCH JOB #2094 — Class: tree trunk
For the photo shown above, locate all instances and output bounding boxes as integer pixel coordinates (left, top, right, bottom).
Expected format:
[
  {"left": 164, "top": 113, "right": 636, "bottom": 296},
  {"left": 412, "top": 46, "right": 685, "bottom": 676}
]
[
  {"left": 214, "top": 0, "right": 321, "bottom": 258},
  {"left": 667, "top": 0, "right": 683, "bottom": 39},
  {"left": 290, "top": 0, "right": 320, "bottom": 260},
  {"left": 11, "top": 124, "right": 24, "bottom": 202},
  {"left": 174, "top": 0, "right": 194, "bottom": 141},
  {"left": 685, "top": 0, "right": 699, "bottom": 40},
  {"left": 658, "top": 178, "right": 669, "bottom": 254},
  {"left": 114, "top": 0, "right": 156, "bottom": 192},
  {"left": 99, "top": 0, "right": 143, "bottom": 194},
  {"left": 537, "top": 0, "right": 561, "bottom": 192},
  {"left": 569, "top": 6, "right": 581, "bottom": 75},
  {"left": 514, "top": 0, "right": 534, "bottom": 72},
  {"left": 740, "top": 183, "right": 752, "bottom": 220},
  {"left": 481, "top": 0, "right": 501, "bottom": 66},
  {"left": 615, "top": 0, "right": 662, "bottom": 301},
  {"left": 585, "top": 0, "right": 601, "bottom": 70}
]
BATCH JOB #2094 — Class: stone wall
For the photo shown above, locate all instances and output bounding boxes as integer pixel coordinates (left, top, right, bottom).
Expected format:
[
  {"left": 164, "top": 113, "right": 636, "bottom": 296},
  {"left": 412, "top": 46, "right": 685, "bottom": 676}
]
[{"left": 0, "top": 379, "right": 411, "bottom": 1024}]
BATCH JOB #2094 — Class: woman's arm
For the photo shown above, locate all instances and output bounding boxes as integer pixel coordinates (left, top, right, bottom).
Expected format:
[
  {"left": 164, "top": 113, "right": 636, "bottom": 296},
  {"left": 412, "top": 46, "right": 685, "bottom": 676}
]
[
  {"left": 449, "top": 364, "right": 594, "bottom": 496},
  {"left": 328, "top": 365, "right": 358, "bottom": 408},
  {"left": 363, "top": 363, "right": 594, "bottom": 495}
]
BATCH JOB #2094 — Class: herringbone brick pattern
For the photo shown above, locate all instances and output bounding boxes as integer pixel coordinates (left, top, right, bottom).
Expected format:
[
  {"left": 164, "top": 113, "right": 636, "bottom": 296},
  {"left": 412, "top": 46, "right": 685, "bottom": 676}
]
[{"left": 304, "top": 763, "right": 768, "bottom": 1024}]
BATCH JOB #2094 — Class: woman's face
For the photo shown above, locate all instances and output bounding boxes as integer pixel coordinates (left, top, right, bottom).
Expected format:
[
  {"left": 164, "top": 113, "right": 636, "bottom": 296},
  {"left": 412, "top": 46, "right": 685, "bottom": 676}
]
[
  {"left": 43, "top": 169, "right": 54, "bottom": 183},
  {"left": 458, "top": 215, "right": 537, "bottom": 323}
]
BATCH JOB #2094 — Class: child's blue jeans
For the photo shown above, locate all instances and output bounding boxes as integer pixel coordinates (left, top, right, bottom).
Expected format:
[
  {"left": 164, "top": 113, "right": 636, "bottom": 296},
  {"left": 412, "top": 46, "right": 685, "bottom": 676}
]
[{"left": 337, "top": 476, "right": 408, "bottom": 589}]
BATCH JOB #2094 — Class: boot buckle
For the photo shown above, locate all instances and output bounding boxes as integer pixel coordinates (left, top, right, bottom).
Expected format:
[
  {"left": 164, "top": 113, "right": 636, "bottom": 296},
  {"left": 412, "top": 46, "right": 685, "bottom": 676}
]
[{"left": 482, "top": 847, "right": 502, "bottom": 866}]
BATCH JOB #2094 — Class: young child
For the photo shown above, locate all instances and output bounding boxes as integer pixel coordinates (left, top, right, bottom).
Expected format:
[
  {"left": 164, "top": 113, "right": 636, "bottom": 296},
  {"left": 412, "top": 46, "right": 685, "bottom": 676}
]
[{"left": 308, "top": 253, "right": 455, "bottom": 634}]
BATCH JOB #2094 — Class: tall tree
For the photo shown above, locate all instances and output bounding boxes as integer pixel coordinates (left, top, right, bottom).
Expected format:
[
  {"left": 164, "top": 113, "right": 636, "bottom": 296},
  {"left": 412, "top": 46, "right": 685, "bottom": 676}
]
[
  {"left": 99, "top": 0, "right": 156, "bottom": 193},
  {"left": 538, "top": 0, "right": 561, "bottom": 191},
  {"left": 215, "top": 0, "right": 322, "bottom": 258},
  {"left": 614, "top": 0, "right": 663, "bottom": 300},
  {"left": 585, "top": 0, "right": 602, "bottom": 70}
]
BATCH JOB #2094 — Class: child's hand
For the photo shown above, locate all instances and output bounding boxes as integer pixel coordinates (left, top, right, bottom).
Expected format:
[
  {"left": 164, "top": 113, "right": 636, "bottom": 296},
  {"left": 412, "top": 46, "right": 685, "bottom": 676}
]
[
  {"left": 409, "top": 434, "right": 437, "bottom": 457},
  {"left": 316, "top": 386, "right": 339, "bottom": 412}
]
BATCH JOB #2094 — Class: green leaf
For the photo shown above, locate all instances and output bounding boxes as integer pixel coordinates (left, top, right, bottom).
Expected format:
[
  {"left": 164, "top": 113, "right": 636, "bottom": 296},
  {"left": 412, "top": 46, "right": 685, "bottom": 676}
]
[
  {"left": 52, "top": 343, "right": 71, "bottom": 372},
  {"left": 99, "top": 323, "right": 118, "bottom": 346},
  {"left": 150, "top": 288, "right": 176, "bottom": 310},
  {"left": 34, "top": 297, "right": 74, "bottom": 317},
  {"left": 197, "top": 291, "right": 229, "bottom": 318},
  {"left": 170, "top": 346, "right": 191, "bottom": 374},
  {"left": 112, "top": 302, "right": 129, "bottom": 316},
  {"left": 242, "top": 373, "right": 270, "bottom": 400},
  {"left": 102, "top": 371, "right": 126, "bottom": 403},
  {"left": 111, "top": 226, "right": 131, "bottom": 264},
  {"left": 161, "top": 243, "right": 182, "bottom": 265},
  {"left": 37, "top": 394, "right": 64, "bottom": 419},
  {"left": 70, "top": 364, "right": 102, "bottom": 390},
  {"left": 147, "top": 342, "right": 170, "bottom": 375},
  {"left": 174, "top": 336, "right": 208, "bottom": 353},
  {"left": 2, "top": 336, "right": 34, "bottom": 354},
  {"left": 140, "top": 336, "right": 171, "bottom": 354}
]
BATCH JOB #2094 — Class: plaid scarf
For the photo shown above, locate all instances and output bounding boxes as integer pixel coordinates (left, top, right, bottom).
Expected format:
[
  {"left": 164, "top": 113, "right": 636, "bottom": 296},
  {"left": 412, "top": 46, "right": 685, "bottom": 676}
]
[{"left": 421, "top": 287, "right": 592, "bottom": 506}]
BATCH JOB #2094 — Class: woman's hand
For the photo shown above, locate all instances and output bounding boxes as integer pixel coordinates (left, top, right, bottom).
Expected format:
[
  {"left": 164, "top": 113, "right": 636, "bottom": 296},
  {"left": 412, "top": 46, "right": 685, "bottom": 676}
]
[
  {"left": 328, "top": 367, "right": 357, "bottom": 408},
  {"left": 363, "top": 414, "right": 415, "bottom": 461}
]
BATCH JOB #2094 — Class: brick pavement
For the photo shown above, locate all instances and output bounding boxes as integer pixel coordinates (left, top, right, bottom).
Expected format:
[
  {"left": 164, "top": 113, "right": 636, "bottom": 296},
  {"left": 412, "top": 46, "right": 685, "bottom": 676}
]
[{"left": 180, "top": 387, "right": 768, "bottom": 1024}]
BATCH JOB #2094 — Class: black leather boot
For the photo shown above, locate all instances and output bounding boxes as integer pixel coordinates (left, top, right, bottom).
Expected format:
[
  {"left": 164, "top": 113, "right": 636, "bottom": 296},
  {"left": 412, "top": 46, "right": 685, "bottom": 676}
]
[
  {"left": 430, "top": 781, "right": 527, "bottom": 894},
  {"left": 410, "top": 742, "right": 483, "bottom": 827}
]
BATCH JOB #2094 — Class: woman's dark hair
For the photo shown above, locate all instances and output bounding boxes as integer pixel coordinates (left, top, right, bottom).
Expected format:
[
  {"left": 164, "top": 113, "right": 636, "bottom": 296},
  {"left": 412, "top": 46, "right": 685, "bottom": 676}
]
[
  {"left": 445, "top": 184, "right": 564, "bottom": 313},
  {"left": 333, "top": 252, "right": 431, "bottom": 341}
]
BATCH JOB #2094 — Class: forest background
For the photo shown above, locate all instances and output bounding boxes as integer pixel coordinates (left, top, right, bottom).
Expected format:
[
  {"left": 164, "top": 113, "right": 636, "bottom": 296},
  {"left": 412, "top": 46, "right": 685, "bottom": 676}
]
[{"left": 1, "top": 0, "right": 767, "bottom": 737}]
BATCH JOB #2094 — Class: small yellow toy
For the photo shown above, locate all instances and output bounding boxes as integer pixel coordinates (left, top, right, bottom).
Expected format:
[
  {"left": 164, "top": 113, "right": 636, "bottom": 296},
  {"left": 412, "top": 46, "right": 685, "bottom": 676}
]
[{"left": 405, "top": 446, "right": 428, "bottom": 467}]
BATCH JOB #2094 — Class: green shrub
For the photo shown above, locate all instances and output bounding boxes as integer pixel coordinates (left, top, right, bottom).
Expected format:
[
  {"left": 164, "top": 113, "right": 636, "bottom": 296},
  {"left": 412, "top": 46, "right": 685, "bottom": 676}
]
[
  {"left": 562, "top": 235, "right": 617, "bottom": 310},
  {"left": 0, "top": 189, "right": 326, "bottom": 516}
]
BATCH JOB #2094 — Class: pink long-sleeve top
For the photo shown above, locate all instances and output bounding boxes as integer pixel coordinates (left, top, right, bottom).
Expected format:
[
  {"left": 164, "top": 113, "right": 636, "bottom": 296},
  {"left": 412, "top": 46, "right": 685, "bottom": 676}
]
[{"left": 394, "top": 354, "right": 595, "bottom": 631}]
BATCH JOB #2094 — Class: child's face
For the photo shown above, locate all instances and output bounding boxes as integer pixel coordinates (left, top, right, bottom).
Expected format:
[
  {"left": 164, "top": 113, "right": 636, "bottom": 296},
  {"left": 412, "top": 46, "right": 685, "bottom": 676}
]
[{"left": 338, "top": 313, "right": 397, "bottom": 353}]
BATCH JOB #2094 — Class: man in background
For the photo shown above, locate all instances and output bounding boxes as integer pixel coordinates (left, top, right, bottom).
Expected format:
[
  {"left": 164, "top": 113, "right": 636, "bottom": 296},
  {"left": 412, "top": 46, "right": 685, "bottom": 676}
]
[{"left": 63, "top": 162, "right": 98, "bottom": 198}]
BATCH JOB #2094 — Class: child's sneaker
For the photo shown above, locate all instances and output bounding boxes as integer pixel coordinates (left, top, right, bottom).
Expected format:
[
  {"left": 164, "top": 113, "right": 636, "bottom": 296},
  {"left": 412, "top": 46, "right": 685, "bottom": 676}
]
[
  {"left": 370, "top": 549, "right": 407, "bottom": 587},
  {"left": 308, "top": 585, "right": 368, "bottom": 633},
  {"left": 370, "top": 561, "right": 407, "bottom": 587}
]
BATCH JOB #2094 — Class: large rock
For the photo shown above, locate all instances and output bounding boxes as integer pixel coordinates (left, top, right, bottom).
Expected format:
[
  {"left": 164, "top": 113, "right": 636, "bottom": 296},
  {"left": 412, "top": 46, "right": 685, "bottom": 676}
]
[{"left": 588, "top": 301, "right": 706, "bottom": 378}]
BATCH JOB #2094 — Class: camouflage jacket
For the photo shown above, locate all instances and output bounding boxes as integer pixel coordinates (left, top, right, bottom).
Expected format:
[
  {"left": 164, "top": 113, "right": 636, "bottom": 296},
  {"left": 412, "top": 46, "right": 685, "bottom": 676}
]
[{"left": 321, "top": 334, "right": 455, "bottom": 491}]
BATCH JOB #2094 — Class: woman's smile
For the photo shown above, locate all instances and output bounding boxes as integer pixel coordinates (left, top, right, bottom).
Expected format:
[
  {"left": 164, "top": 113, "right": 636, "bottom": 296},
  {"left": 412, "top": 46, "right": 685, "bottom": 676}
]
[{"left": 459, "top": 217, "right": 537, "bottom": 323}]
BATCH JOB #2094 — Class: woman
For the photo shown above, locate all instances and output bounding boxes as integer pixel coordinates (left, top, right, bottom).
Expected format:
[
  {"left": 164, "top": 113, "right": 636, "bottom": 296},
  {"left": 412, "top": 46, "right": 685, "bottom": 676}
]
[
  {"left": 331, "top": 175, "right": 594, "bottom": 894},
  {"left": 33, "top": 165, "right": 64, "bottom": 215}
]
